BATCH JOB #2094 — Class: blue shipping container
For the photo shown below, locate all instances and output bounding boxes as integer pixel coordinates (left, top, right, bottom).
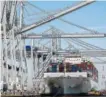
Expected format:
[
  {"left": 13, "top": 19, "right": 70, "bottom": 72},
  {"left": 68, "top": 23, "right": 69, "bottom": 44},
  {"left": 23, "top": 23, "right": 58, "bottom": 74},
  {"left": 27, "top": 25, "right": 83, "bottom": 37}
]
[
  {"left": 26, "top": 46, "right": 31, "bottom": 51},
  {"left": 71, "top": 65, "right": 78, "bottom": 72}
]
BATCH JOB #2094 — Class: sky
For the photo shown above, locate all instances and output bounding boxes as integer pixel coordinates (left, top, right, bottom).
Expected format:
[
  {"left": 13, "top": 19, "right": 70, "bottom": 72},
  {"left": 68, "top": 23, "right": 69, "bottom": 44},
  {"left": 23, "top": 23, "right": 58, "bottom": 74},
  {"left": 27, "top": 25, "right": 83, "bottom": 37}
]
[{"left": 21, "top": 1, "right": 106, "bottom": 90}]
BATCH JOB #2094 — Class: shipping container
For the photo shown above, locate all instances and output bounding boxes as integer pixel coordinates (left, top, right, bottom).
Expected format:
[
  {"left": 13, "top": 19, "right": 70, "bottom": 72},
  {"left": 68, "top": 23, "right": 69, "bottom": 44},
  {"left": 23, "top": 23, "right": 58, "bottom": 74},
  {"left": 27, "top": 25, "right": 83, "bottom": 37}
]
[
  {"left": 80, "top": 62, "right": 87, "bottom": 71},
  {"left": 52, "top": 65, "right": 57, "bottom": 72},
  {"left": 68, "top": 65, "right": 72, "bottom": 72},
  {"left": 66, "top": 63, "right": 70, "bottom": 72},
  {"left": 59, "top": 64, "right": 64, "bottom": 72},
  {"left": 47, "top": 60, "right": 96, "bottom": 74},
  {"left": 25, "top": 45, "right": 31, "bottom": 51},
  {"left": 71, "top": 65, "right": 78, "bottom": 72},
  {"left": 26, "top": 46, "right": 31, "bottom": 57}
]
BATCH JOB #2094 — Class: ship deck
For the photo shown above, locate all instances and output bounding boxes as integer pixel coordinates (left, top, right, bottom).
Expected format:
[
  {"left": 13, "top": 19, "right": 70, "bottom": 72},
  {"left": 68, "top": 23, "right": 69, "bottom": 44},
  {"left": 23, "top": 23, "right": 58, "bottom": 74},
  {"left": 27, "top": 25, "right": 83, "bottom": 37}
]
[{"left": 44, "top": 72, "right": 88, "bottom": 78}]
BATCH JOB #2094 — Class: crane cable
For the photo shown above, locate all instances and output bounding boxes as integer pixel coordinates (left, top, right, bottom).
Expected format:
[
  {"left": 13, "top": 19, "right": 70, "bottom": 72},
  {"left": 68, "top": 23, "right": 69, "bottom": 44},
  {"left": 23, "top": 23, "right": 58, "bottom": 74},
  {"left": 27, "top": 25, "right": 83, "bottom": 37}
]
[
  {"left": 26, "top": 1, "right": 99, "bottom": 34},
  {"left": 51, "top": 24, "right": 104, "bottom": 50},
  {"left": 58, "top": 19, "right": 104, "bottom": 50},
  {"left": 71, "top": 38, "right": 104, "bottom": 50},
  {"left": 60, "top": 18, "right": 99, "bottom": 34}
]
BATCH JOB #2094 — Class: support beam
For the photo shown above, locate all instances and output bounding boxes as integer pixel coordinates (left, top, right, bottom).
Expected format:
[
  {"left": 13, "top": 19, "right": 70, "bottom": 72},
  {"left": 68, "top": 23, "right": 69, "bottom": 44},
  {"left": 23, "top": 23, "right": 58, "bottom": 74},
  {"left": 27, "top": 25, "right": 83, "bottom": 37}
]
[
  {"left": 17, "top": 0, "right": 95, "bottom": 34},
  {"left": 31, "top": 50, "right": 106, "bottom": 57},
  {"left": 22, "top": 33, "right": 106, "bottom": 39},
  {"left": 9, "top": 1, "right": 17, "bottom": 25}
]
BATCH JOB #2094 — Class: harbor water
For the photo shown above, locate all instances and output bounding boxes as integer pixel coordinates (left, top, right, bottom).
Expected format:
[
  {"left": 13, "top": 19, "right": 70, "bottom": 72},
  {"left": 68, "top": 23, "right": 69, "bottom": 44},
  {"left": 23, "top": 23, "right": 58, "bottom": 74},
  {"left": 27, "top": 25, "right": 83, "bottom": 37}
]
[{"left": 1, "top": 95, "right": 105, "bottom": 97}]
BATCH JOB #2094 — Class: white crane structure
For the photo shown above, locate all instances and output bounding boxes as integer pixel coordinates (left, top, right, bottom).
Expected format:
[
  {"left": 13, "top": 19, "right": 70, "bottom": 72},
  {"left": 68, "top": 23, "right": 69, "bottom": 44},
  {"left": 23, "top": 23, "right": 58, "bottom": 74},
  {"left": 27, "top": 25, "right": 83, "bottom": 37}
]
[
  {"left": 18, "top": 0, "right": 95, "bottom": 34},
  {"left": 22, "top": 33, "right": 106, "bottom": 39},
  {"left": 0, "top": 0, "right": 106, "bottom": 96}
]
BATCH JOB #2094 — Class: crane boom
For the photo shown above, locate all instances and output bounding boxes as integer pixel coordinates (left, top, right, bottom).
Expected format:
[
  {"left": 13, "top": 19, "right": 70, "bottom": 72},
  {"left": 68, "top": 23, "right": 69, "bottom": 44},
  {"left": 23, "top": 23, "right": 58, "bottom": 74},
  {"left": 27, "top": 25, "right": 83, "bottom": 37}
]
[{"left": 17, "top": 0, "right": 95, "bottom": 34}]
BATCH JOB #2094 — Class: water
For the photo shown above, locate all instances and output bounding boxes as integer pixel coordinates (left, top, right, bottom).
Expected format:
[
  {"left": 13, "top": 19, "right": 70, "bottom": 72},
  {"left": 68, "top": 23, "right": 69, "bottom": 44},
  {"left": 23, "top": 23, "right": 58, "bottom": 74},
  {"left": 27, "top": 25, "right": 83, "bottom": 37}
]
[
  {"left": 1, "top": 95, "right": 104, "bottom": 97},
  {"left": 41, "top": 96, "right": 103, "bottom": 97}
]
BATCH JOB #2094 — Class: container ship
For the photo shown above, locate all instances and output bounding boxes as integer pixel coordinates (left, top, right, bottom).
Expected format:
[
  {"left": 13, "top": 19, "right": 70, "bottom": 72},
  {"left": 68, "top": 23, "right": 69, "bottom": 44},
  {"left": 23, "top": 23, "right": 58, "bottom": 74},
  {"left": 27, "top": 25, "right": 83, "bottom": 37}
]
[{"left": 43, "top": 56, "right": 98, "bottom": 95}]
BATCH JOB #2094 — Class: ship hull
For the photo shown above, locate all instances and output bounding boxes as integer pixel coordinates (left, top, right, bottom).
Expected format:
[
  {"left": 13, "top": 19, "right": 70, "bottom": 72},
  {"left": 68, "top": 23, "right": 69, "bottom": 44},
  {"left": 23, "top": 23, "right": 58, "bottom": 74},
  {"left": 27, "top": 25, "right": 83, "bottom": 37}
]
[{"left": 43, "top": 72, "right": 97, "bottom": 95}]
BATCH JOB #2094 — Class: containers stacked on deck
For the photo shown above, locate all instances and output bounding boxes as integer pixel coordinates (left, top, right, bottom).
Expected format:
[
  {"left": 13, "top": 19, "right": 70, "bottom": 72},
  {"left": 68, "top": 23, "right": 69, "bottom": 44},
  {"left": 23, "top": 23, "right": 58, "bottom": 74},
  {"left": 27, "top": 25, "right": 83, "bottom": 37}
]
[
  {"left": 47, "top": 62, "right": 83, "bottom": 73},
  {"left": 47, "top": 63, "right": 58, "bottom": 72},
  {"left": 77, "top": 61, "right": 93, "bottom": 72},
  {"left": 65, "top": 63, "right": 79, "bottom": 72},
  {"left": 46, "top": 59, "right": 98, "bottom": 82}
]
